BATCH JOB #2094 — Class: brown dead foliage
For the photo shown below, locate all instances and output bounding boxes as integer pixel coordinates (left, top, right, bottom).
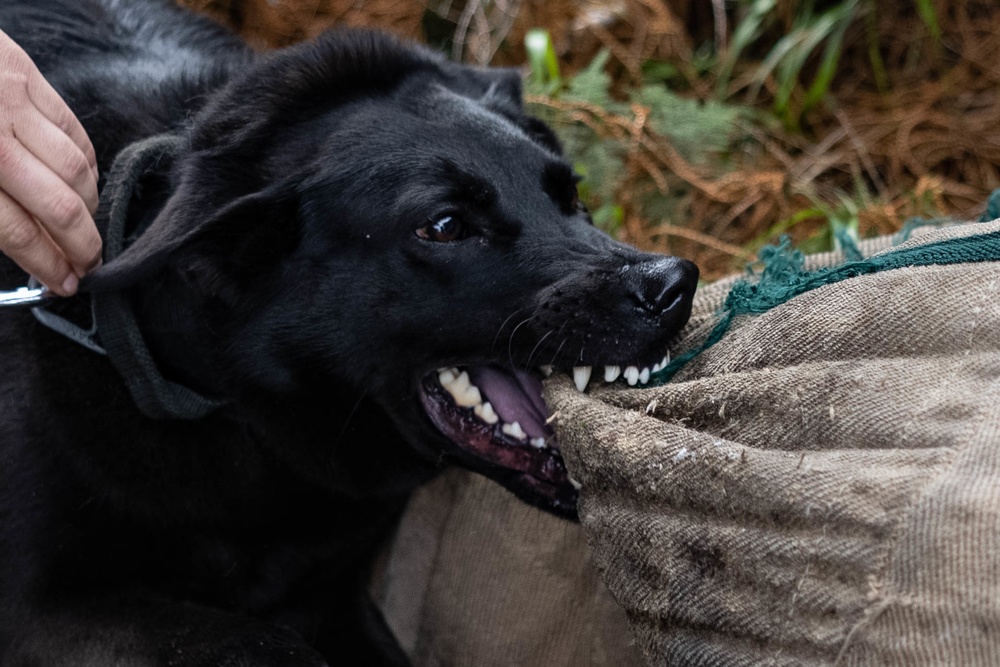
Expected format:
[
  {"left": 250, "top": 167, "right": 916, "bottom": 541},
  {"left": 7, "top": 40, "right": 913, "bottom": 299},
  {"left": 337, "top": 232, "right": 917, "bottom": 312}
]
[
  {"left": 178, "top": 0, "right": 425, "bottom": 47},
  {"left": 178, "top": 0, "right": 1000, "bottom": 279}
]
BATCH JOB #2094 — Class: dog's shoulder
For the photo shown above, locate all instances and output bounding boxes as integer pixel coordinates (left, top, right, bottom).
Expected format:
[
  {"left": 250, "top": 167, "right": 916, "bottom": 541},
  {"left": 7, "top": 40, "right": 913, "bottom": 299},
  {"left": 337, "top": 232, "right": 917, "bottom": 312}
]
[
  {"left": 0, "top": 0, "right": 251, "bottom": 162},
  {"left": 0, "top": 0, "right": 241, "bottom": 70}
]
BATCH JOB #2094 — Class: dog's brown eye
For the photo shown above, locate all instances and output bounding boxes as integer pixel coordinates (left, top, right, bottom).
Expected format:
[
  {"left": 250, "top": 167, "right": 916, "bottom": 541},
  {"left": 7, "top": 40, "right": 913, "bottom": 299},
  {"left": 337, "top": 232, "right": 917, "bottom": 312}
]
[{"left": 416, "top": 216, "right": 466, "bottom": 242}]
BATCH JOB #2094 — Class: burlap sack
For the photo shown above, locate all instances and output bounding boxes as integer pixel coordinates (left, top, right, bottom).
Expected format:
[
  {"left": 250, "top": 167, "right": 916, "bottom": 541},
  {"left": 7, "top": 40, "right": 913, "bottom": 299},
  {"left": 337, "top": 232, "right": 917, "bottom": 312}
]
[
  {"left": 545, "top": 220, "right": 1000, "bottom": 666},
  {"left": 373, "top": 469, "right": 643, "bottom": 666}
]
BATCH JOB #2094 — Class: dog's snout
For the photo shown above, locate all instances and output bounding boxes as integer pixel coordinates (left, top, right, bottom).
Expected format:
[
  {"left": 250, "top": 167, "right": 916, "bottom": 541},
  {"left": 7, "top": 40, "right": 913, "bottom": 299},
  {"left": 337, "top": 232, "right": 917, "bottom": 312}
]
[{"left": 624, "top": 257, "right": 699, "bottom": 320}]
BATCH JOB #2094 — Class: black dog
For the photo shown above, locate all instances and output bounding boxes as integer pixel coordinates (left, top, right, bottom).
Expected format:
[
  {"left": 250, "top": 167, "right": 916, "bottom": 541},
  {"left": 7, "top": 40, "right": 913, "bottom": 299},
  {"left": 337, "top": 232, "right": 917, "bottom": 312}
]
[{"left": 0, "top": 1, "right": 698, "bottom": 664}]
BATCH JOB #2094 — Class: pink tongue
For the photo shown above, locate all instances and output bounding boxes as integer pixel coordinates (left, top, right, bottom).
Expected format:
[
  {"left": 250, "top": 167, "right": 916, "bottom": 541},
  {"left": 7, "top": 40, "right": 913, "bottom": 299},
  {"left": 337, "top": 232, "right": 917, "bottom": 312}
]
[{"left": 466, "top": 366, "right": 551, "bottom": 439}]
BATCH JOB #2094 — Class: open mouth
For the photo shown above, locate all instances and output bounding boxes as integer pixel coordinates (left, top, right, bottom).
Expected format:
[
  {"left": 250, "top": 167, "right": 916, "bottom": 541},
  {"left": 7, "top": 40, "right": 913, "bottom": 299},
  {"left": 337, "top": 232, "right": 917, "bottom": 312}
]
[{"left": 417, "top": 354, "right": 671, "bottom": 520}]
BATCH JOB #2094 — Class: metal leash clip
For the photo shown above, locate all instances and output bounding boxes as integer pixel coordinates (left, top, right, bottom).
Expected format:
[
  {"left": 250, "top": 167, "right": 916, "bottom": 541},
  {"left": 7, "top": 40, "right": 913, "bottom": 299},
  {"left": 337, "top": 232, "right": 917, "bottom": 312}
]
[
  {"left": 0, "top": 285, "right": 55, "bottom": 308},
  {"left": 1, "top": 278, "right": 106, "bottom": 354}
]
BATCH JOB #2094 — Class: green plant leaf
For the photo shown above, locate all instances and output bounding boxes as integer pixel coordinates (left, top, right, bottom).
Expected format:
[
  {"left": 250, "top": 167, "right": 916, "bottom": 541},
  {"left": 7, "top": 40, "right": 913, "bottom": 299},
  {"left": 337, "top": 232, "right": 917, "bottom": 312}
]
[
  {"left": 717, "top": 0, "right": 778, "bottom": 95},
  {"left": 591, "top": 203, "right": 624, "bottom": 234},
  {"left": 803, "top": 3, "right": 858, "bottom": 111},
  {"left": 748, "top": 0, "right": 860, "bottom": 125},
  {"left": 749, "top": 29, "right": 807, "bottom": 104},
  {"left": 524, "top": 29, "right": 561, "bottom": 95},
  {"left": 913, "top": 0, "right": 942, "bottom": 41},
  {"left": 563, "top": 49, "right": 617, "bottom": 109},
  {"left": 746, "top": 206, "right": 826, "bottom": 253},
  {"left": 636, "top": 85, "right": 748, "bottom": 161},
  {"left": 642, "top": 60, "right": 681, "bottom": 85},
  {"left": 865, "top": 5, "right": 889, "bottom": 92}
]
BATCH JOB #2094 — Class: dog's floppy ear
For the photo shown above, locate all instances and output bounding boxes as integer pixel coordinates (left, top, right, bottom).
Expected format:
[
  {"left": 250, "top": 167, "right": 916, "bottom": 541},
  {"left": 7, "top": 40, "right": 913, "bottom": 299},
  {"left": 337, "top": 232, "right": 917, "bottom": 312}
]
[
  {"left": 477, "top": 67, "right": 524, "bottom": 111},
  {"left": 169, "top": 188, "right": 301, "bottom": 303},
  {"left": 435, "top": 64, "right": 565, "bottom": 154},
  {"left": 439, "top": 63, "right": 524, "bottom": 113},
  {"left": 87, "top": 184, "right": 300, "bottom": 303}
]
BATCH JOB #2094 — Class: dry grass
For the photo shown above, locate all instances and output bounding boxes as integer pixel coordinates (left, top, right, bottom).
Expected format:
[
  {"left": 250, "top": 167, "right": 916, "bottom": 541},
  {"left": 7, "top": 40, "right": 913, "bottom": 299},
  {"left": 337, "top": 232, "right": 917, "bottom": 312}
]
[{"left": 178, "top": 0, "right": 1000, "bottom": 279}]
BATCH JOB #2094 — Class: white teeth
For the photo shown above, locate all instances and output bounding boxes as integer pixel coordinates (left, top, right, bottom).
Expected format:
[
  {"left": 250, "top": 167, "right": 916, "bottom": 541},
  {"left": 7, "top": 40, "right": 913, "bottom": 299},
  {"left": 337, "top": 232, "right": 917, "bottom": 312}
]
[
  {"left": 569, "top": 476, "right": 583, "bottom": 491},
  {"left": 539, "top": 365, "right": 554, "bottom": 377},
  {"left": 474, "top": 401, "right": 499, "bottom": 424},
  {"left": 502, "top": 421, "right": 527, "bottom": 441},
  {"left": 652, "top": 353, "right": 671, "bottom": 373},
  {"left": 451, "top": 370, "right": 470, "bottom": 393},
  {"left": 454, "top": 385, "right": 482, "bottom": 407},
  {"left": 438, "top": 368, "right": 482, "bottom": 407},
  {"left": 639, "top": 367, "right": 651, "bottom": 384},
  {"left": 573, "top": 366, "right": 592, "bottom": 392},
  {"left": 438, "top": 367, "right": 458, "bottom": 385},
  {"left": 437, "top": 371, "right": 542, "bottom": 444},
  {"left": 624, "top": 366, "right": 640, "bottom": 386},
  {"left": 604, "top": 365, "right": 621, "bottom": 382},
  {"left": 451, "top": 371, "right": 483, "bottom": 407}
]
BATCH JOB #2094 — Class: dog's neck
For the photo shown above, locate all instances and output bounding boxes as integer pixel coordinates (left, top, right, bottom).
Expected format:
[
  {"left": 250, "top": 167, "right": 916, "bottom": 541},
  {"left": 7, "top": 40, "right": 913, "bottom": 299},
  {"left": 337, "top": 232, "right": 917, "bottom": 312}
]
[
  {"left": 130, "top": 270, "right": 437, "bottom": 497},
  {"left": 130, "top": 271, "right": 229, "bottom": 402}
]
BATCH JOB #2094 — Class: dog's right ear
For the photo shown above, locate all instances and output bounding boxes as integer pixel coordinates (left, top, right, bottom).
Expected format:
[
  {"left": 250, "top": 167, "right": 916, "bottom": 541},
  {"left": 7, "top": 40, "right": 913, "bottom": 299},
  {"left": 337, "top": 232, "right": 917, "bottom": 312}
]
[
  {"left": 440, "top": 64, "right": 524, "bottom": 113},
  {"left": 87, "top": 184, "right": 300, "bottom": 304},
  {"left": 169, "top": 188, "right": 301, "bottom": 304},
  {"left": 476, "top": 67, "right": 524, "bottom": 110}
]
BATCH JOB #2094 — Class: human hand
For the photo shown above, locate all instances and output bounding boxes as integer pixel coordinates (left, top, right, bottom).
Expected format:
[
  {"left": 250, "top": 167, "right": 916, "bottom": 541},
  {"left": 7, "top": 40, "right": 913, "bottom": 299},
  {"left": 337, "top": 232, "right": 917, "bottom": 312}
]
[{"left": 0, "top": 30, "right": 100, "bottom": 296}]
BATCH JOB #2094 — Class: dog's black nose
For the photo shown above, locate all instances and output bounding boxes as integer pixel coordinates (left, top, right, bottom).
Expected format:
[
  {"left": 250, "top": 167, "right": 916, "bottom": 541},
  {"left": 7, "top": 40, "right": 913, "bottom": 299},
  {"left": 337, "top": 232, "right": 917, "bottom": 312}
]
[{"left": 623, "top": 257, "right": 699, "bottom": 320}]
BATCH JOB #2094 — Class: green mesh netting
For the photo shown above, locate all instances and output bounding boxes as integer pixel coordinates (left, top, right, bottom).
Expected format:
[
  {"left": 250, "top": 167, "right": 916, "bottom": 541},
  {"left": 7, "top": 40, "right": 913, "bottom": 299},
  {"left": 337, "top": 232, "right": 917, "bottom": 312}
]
[{"left": 650, "top": 193, "right": 1000, "bottom": 386}]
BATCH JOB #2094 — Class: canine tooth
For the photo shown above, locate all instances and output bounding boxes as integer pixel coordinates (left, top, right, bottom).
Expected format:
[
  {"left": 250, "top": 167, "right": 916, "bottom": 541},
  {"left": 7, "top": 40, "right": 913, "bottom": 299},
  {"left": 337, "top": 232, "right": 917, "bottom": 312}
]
[
  {"left": 624, "top": 366, "right": 640, "bottom": 386},
  {"left": 530, "top": 437, "right": 546, "bottom": 449},
  {"left": 502, "top": 421, "right": 527, "bottom": 440},
  {"left": 603, "top": 365, "right": 621, "bottom": 382},
  {"left": 639, "top": 367, "right": 651, "bottom": 384},
  {"left": 474, "top": 401, "right": 499, "bottom": 424},
  {"left": 539, "top": 365, "right": 554, "bottom": 377},
  {"left": 569, "top": 476, "right": 583, "bottom": 491},
  {"left": 573, "top": 366, "right": 592, "bottom": 392},
  {"left": 438, "top": 368, "right": 458, "bottom": 386}
]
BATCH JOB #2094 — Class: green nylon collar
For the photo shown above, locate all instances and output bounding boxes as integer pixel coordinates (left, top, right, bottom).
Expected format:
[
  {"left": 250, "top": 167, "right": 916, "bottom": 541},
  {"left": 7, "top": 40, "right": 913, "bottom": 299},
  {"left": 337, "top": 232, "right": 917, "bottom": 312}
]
[{"left": 34, "top": 134, "right": 224, "bottom": 420}]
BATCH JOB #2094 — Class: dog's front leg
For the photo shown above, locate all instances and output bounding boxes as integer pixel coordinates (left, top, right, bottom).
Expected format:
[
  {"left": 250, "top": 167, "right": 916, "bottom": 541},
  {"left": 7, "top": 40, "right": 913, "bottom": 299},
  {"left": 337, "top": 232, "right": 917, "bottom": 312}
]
[{"left": 3, "top": 596, "right": 329, "bottom": 667}]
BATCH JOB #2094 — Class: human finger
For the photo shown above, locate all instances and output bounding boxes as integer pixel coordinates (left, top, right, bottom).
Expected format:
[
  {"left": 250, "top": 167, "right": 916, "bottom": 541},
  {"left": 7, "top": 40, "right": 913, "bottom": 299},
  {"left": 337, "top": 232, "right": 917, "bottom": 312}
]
[
  {"left": 0, "top": 189, "right": 78, "bottom": 295},
  {"left": 24, "top": 57, "right": 98, "bottom": 181},
  {"left": 14, "top": 108, "right": 99, "bottom": 216},
  {"left": 0, "top": 137, "right": 102, "bottom": 276}
]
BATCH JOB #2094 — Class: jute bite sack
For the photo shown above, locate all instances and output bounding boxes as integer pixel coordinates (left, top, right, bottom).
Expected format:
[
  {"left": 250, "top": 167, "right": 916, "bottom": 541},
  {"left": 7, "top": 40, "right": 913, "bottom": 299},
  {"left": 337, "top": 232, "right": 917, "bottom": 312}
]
[
  {"left": 545, "top": 220, "right": 1000, "bottom": 666},
  {"left": 373, "top": 469, "right": 643, "bottom": 666}
]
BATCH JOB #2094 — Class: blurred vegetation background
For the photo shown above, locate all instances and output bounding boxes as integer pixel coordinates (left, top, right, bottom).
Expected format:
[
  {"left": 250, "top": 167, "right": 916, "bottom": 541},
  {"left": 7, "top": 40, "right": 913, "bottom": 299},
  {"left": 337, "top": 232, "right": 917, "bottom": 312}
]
[{"left": 179, "top": 0, "right": 1000, "bottom": 280}]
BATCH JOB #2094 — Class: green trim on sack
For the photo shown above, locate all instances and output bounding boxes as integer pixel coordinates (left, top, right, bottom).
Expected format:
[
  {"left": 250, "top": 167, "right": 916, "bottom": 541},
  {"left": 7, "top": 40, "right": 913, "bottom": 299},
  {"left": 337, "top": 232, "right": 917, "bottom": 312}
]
[{"left": 649, "top": 228, "right": 1000, "bottom": 385}]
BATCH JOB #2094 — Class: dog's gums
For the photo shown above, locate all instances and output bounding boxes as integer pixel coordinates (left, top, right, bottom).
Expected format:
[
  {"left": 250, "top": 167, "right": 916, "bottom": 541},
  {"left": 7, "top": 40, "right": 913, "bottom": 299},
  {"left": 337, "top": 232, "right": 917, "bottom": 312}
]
[
  {"left": 419, "top": 366, "right": 577, "bottom": 518},
  {"left": 418, "top": 357, "right": 671, "bottom": 519}
]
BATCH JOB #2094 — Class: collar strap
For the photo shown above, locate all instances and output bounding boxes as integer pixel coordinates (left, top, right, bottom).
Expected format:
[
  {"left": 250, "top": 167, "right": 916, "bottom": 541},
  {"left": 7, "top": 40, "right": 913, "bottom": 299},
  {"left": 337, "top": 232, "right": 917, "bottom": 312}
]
[{"left": 35, "top": 134, "right": 224, "bottom": 420}]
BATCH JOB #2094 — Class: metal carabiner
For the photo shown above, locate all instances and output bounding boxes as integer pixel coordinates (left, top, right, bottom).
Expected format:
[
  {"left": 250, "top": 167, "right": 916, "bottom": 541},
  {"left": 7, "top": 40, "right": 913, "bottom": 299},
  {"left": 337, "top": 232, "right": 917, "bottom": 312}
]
[
  {"left": 0, "top": 281, "right": 104, "bottom": 354},
  {"left": 0, "top": 286, "right": 55, "bottom": 308}
]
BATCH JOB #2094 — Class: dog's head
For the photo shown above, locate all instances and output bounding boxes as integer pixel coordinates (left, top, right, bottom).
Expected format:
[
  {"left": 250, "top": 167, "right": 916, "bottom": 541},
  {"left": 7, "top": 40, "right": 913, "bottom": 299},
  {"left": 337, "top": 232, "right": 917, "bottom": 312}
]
[{"left": 90, "top": 30, "right": 697, "bottom": 518}]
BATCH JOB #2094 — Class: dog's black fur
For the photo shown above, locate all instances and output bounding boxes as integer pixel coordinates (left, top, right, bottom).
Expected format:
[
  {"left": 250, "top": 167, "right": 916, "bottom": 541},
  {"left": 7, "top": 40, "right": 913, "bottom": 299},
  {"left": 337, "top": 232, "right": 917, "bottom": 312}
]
[{"left": 0, "top": 1, "right": 698, "bottom": 664}]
